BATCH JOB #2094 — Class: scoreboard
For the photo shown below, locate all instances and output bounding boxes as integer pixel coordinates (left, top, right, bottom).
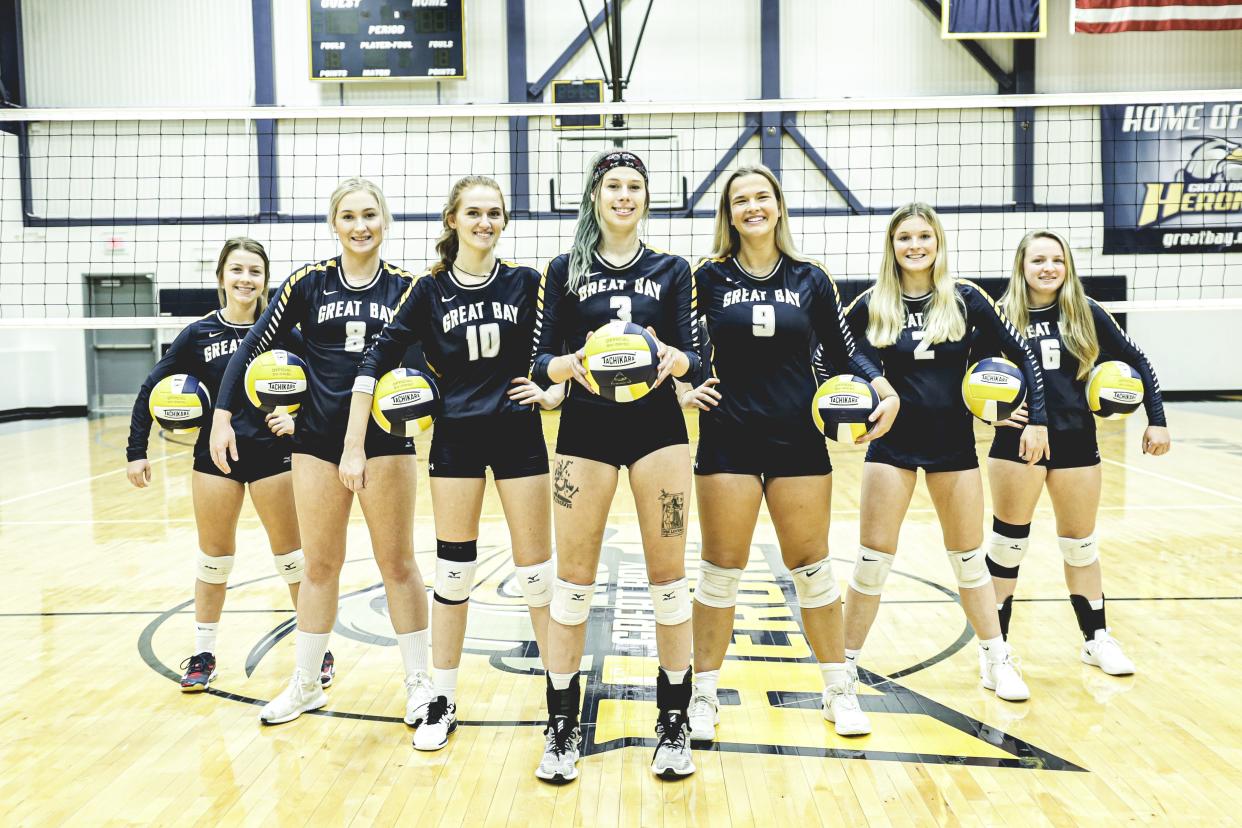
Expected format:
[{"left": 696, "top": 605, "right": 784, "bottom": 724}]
[{"left": 309, "top": 0, "right": 465, "bottom": 81}]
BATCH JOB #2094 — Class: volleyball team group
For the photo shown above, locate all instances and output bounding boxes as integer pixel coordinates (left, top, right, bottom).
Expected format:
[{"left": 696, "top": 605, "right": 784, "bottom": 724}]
[{"left": 126, "top": 150, "right": 1170, "bottom": 783}]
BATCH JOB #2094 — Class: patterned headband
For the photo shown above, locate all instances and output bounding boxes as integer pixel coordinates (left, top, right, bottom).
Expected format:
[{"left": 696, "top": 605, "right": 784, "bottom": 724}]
[{"left": 591, "top": 151, "right": 648, "bottom": 189}]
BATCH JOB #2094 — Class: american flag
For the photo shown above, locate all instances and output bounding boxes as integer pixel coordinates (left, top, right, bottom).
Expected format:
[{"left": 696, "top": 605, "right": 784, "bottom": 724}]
[{"left": 1073, "top": 0, "right": 1242, "bottom": 33}]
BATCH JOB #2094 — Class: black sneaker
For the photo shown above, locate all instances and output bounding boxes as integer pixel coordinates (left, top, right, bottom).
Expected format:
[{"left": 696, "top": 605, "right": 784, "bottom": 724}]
[
  {"left": 320, "top": 650, "right": 335, "bottom": 688},
  {"left": 180, "top": 652, "right": 217, "bottom": 693},
  {"left": 651, "top": 710, "right": 694, "bottom": 778}
]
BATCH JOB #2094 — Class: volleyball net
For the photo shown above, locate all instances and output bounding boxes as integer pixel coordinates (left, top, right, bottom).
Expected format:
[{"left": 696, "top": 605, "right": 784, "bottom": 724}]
[{"left": 1, "top": 89, "right": 1240, "bottom": 328}]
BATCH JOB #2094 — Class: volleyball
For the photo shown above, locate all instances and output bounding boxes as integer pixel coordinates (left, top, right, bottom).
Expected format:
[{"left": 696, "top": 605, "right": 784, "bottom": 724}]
[
  {"left": 962, "top": 357, "right": 1026, "bottom": 423},
  {"left": 582, "top": 321, "right": 660, "bottom": 403},
  {"left": 812, "top": 374, "right": 879, "bottom": 442},
  {"left": 1087, "top": 361, "right": 1144, "bottom": 420},
  {"left": 244, "top": 350, "right": 308, "bottom": 413},
  {"left": 148, "top": 374, "right": 212, "bottom": 433},
  {"left": 371, "top": 368, "right": 440, "bottom": 437}
]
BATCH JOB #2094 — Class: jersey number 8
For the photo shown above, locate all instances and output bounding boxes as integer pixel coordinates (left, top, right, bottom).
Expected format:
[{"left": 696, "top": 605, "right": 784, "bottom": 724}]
[{"left": 345, "top": 320, "right": 367, "bottom": 353}]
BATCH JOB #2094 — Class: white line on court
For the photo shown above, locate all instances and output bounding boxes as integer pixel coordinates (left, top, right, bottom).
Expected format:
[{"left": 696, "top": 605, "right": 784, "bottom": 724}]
[
  {"left": 0, "top": 451, "right": 190, "bottom": 507},
  {"left": 1101, "top": 457, "right": 1242, "bottom": 505}
]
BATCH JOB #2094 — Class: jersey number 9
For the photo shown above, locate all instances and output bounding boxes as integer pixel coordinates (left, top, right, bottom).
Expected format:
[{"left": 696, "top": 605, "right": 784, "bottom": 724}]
[{"left": 753, "top": 304, "right": 775, "bottom": 337}]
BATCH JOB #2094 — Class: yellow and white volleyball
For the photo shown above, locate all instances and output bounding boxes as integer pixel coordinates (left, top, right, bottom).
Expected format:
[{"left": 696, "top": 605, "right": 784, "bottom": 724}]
[
  {"left": 962, "top": 357, "right": 1026, "bottom": 423},
  {"left": 582, "top": 321, "right": 660, "bottom": 403},
  {"left": 149, "top": 374, "right": 212, "bottom": 433},
  {"left": 372, "top": 368, "right": 440, "bottom": 437},
  {"left": 244, "top": 349, "right": 308, "bottom": 413},
  {"left": 1087, "top": 360, "right": 1144, "bottom": 420},
  {"left": 812, "top": 374, "right": 879, "bottom": 442}
]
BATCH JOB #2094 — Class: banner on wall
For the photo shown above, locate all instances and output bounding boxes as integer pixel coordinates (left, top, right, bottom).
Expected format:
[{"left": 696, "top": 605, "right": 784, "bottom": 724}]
[
  {"left": 1101, "top": 102, "right": 1242, "bottom": 254},
  {"left": 942, "top": 0, "right": 1046, "bottom": 38}
]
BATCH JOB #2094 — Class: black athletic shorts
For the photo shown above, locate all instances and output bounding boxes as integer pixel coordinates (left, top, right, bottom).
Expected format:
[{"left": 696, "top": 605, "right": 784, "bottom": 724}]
[
  {"left": 555, "top": 393, "right": 688, "bottom": 469},
  {"left": 429, "top": 413, "right": 549, "bottom": 479},
  {"left": 694, "top": 415, "right": 831, "bottom": 479},
  {"left": 193, "top": 438, "right": 292, "bottom": 484},
  {"left": 865, "top": 431, "right": 979, "bottom": 473},
  {"left": 291, "top": 423, "right": 415, "bottom": 465},
  {"left": 989, "top": 425, "right": 1100, "bottom": 470}
]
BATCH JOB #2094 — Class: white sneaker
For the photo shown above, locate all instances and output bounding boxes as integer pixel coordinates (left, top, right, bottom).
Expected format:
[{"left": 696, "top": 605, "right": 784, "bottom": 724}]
[
  {"left": 412, "top": 695, "right": 457, "bottom": 751},
  {"left": 822, "top": 679, "right": 871, "bottom": 736},
  {"left": 1081, "top": 630, "right": 1135, "bottom": 676},
  {"left": 403, "top": 671, "right": 434, "bottom": 726},
  {"left": 259, "top": 668, "right": 327, "bottom": 725},
  {"left": 687, "top": 688, "right": 719, "bottom": 742},
  {"left": 979, "top": 643, "right": 1030, "bottom": 702},
  {"left": 651, "top": 710, "right": 695, "bottom": 778},
  {"left": 535, "top": 716, "right": 581, "bottom": 784}
]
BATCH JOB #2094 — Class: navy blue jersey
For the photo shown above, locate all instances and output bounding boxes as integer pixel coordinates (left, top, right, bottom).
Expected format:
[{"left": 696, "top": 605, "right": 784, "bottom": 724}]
[
  {"left": 529, "top": 244, "right": 702, "bottom": 408},
  {"left": 1016, "top": 300, "right": 1166, "bottom": 431},
  {"left": 217, "top": 258, "right": 415, "bottom": 440},
  {"left": 355, "top": 260, "right": 542, "bottom": 419},
  {"left": 846, "top": 280, "right": 1047, "bottom": 434},
  {"left": 127, "top": 311, "right": 303, "bottom": 462},
  {"left": 694, "top": 255, "right": 879, "bottom": 436}
]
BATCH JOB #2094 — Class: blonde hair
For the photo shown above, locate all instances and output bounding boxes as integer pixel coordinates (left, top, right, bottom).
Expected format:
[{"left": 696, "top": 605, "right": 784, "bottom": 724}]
[
  {"left": 866, "top": 202, "right": 964, "bottom": 348},
  {"left": 432, "top": 175, "right": 509, "bottom": 275},
  {"left": 567, "top": 152, "right": 650, "bottom": 292},
  {"left": 326, "top": 177, "right": 393, "bottom": 230},
  {"left": 214, "top": 237, "right": 269, "bottom": 319},
  {"left": 1000, "top": 230, "right": 1099, "bottom": 380},
  {"left": 709, "top": 165, "right": 810, "bottom": 263}
]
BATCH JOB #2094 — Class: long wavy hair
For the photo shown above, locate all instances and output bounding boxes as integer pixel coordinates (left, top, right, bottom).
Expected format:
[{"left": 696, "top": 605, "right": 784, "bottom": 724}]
[
  {"left": 709, "top": 165, "right": 810, "bottom": 264},
  {"left": 214, "top": 237, "right": 269, "bottom": 319},
  {"left": 999, "top": 230, "right": 1099, "bottom": 379},
  {"left": 866, "top": 202, "right": 964, "bottom": 348},
  {"left": 567, "top": 151, "right": 650, "bottom": 292},
  {"left": 431, "top": 175, "right": 509, "bottom": 275}
]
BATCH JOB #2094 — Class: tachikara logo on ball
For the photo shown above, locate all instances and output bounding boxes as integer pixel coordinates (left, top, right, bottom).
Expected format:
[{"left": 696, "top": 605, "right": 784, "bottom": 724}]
[
  {"left": 962, "top": 357, "right": 1026, "bottom": 423},
  {"left": 583, "top": 321, "right": 660, "bottom": 403},
  {"left": 149, "top": 373, "right": 212, "bottom": 433},
  {"left": 244, "top": 350, "right": 308, "bottom": 413},
  {"left": 813, "top": 374, "right": 878, "bottom": 442},
  {"left": 372, "top": 367, "right": 440, "bottom": 436},
  {"left": 1087, "top": 361, "right": 1144, "bottom": 420}
]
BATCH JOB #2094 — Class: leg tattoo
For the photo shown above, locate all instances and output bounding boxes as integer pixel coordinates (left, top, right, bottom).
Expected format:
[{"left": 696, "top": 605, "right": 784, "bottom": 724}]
[
  {"left": 659, "top": 489, "right": 685, "bottom": 538},
  {"left": 553, "top": 459, "right": 580, "bottom": 509}
]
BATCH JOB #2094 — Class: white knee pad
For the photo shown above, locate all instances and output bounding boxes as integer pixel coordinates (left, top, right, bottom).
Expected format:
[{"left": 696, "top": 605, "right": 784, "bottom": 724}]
[
  {"left": 514, "top": 559, "right": 554, "bottom": 608},
  {"left": 435, "top": 558, "right": 477, "bottom": 605},
  {"left": 272, "top": 549, "right": 305, "bottom": 584},
  {"left": 948, "top": 547, "right": 991, "bottom": 589},
  {"left": 849, "top": 547, "right": 894, "bottom": 596},
  {"left": 790, "top": 557, "right": 840, "bottom": 609},
  {"left": 550, "top": 578, "right": 594, "bottom": 626},
  {"left": 649, "top": 578, "right": 692, "bottom": 625},
  {"left": 987, "top": 533, "right": 1029, "bottom": 572},
  {"left": 1059, "top": 534, "right": 1099, "bottom": 568},
  {"left": 196, "top": 552, "right": 234, "bottom": 585},
  {"left": 694, "top": 560, "right": 743, "bottom": 609}
]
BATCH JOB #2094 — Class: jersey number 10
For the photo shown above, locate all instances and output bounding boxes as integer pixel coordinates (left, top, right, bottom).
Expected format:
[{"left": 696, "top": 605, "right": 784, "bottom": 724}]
[{"left": 466, "top": 323, "right": 500, "bottom": 360}]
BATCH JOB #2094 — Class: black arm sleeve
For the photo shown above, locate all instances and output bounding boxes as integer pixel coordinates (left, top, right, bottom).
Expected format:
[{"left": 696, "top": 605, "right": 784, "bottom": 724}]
[
  {"left": 962, "top": 282, "right": 1047, "bottom": 426},
  {"left": 354, "top": 277, "right": 425, "bottom": 392},
  {"left": 671, "top": 257, "right": 704, "bottom": 383},
  {"left": 529, "top": 258, "right": 568, "bottom": 387},
  {"left": 126, "top": 324, "right": 197, "bottom": 462},
  {"left": 1090, "top": 301, "right": 1166, "bottom": 427},
  {"left": 217, "top": 273, "right": 306, "bottom": 414},
  {"left": 810, "top": 268, "right": 880, "bottom": 382}
]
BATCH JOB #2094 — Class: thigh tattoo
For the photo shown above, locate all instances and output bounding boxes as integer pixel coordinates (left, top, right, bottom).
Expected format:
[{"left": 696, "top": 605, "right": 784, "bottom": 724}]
[
  {"left": 553, "top": 458, "right": 581, "bottom": 509},
  {"left": 659, "top": 489, "right": 685, "bottom": 537}
]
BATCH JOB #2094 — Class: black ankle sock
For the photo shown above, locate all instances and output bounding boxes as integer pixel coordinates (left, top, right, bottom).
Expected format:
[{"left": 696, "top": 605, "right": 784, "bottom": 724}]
[
  {"left": 1069, "top": 594, "right": 1106, "bottom": 641},
  {"left": 997, "top": 594, "right": 1014, "bottom": 640}
]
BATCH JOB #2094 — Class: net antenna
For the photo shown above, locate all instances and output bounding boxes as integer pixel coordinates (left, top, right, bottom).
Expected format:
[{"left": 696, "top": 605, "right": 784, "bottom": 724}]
[{"left": 577, "top": 0, "right": 655, "bottom": 127}]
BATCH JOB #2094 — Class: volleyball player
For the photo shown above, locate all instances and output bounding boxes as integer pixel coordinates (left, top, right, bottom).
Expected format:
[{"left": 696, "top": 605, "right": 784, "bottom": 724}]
[
  {"left": 126, "top": 238, "right": 333, "bottom": 692},
  {"left": 211, "top": 178, "right": 433, "bottom": 726},
  {"left": 340, "top": 175, "right": 561, "bottom": 751},
  {"left": 528, "top": 151, "right": 701, "bottom": 782},
  {"left": 680, "top": 166, "right": 899, "bottom": 741},
  {"left": 986, "top": 230, "right": 1169, "bottom": 676},
  {"left": 842, "top": 203, "right": 1048, "bottom": 702}
]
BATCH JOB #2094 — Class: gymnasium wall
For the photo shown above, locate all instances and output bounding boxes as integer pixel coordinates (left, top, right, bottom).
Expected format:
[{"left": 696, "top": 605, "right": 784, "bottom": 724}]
[{"left": 3, "top": 0, "right": 1241, "bottom": 413}]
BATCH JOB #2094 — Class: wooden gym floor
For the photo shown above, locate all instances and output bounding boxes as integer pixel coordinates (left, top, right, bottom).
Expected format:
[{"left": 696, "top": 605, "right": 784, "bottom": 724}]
[{"left": 2, "top": 403, "right": 1241, "bottom": 826}]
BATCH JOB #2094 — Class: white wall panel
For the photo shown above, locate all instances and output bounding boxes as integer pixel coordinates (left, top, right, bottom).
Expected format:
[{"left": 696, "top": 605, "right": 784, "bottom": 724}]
[{"left": 22, "top": 0, "right": 254, "bottom": 107}]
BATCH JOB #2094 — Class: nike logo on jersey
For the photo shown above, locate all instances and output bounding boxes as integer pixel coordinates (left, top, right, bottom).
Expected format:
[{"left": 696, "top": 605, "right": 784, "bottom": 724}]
[
  {"left": 207, "top": 331, "right": 224, "bottom": 338},
  {"left": 323, "top": 289, "right": 339, "bottom": 296}
]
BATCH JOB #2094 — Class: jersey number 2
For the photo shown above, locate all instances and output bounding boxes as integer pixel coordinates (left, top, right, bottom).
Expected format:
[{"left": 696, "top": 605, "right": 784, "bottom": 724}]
[
  {"left": 912, "top": 331, "right": 935, "bottom": 360},
  {"left": 466, "top": 323, "right": 501, "bottom": 361}
]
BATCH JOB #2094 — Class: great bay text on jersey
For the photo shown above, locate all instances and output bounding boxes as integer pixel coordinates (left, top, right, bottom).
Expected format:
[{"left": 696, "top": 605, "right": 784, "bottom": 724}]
[
  {"left": 317, "top": 300, "right": 396, "bottom": 325},
  {"left": 442, "top": 301, "right": 521, "bottom": 333},
  {"left": 722, "top": 287, "right": 802, "bottom": 308},
  {"left": 576, "top": 276, "right": 663, "bottom": 302}
]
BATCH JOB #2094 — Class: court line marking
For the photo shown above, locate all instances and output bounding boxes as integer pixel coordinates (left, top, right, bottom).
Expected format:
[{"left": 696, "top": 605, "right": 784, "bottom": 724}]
[
  {"left": 1101, "top": 457, "right": 1242, "bottom": 505},
  {"left": 3, "top": 501, "right": 1236, "bottom": 527},
  {"left": 0, "top": 450, "right": 190, "bottom": 507}
]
